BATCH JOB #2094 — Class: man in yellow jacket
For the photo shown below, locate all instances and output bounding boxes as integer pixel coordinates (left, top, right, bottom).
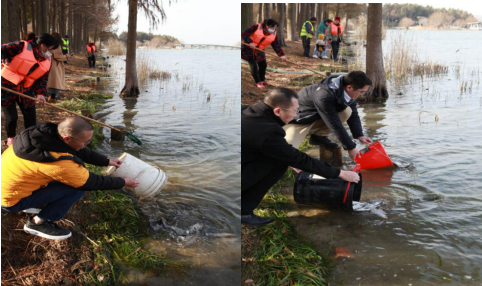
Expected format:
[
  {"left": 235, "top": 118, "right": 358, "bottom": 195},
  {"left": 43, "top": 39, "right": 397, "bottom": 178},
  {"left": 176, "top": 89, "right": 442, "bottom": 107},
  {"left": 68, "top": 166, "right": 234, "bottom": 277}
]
[{"left": 1, "top": 116, "right": 139, "bottom": 240}]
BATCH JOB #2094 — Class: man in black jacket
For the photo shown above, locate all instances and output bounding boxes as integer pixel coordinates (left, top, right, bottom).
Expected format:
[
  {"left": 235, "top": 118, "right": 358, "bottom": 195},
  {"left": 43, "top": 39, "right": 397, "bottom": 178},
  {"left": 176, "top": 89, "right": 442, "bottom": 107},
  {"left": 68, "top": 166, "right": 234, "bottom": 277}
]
[
  {"left": 284, "top": 71, "right": 373, "bottom": 160},
  {"left": 242, "top": 88, "right": 360, "bottom": 226},
  {"left": 1, "top": 116, "right": 139, "bottom": 240}
]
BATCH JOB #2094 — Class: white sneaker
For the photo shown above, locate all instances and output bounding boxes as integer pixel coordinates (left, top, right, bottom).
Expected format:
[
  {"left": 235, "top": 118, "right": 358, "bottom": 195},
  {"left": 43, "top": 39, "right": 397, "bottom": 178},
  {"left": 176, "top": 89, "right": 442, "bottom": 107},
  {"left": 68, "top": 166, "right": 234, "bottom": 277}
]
[
  {"left": 312, "top": 55, "right": 318, "bottom": 58},
  {"left": 23, "top": 208, "right": 41, "bottom": 214}
]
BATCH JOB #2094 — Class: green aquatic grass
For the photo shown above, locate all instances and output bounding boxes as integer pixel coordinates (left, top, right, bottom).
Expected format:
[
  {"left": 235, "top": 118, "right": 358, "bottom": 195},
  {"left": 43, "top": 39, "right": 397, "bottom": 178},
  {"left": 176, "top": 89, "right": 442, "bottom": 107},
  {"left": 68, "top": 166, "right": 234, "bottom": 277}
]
[
  {"left": 74, "top": 166, "right": 186, "bottom": 285},
  {"left": 242, "top": 138, "right": 334, "bottom": 286}
]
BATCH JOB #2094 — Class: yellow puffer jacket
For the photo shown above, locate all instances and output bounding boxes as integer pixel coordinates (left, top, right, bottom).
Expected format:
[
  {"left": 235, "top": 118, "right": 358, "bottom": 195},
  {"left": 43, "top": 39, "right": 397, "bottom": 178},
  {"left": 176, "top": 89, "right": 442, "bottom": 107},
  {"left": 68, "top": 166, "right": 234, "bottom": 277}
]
[{"left": 1, "top": 146, "right": 89, "bottom": 207}]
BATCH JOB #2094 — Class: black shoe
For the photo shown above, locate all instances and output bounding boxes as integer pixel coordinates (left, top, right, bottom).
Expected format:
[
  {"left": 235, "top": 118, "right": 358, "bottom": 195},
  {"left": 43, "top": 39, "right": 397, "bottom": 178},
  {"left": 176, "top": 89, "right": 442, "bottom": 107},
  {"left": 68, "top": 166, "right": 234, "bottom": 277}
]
[
  {"left": 309, "top": 135, "right": 339, "bottom": 148},
  {"left": 241, "top": 214, "right": 274, "bottom": 226},
  {"left": 24, "top": 219, "right": 71, "bottom": 240}
]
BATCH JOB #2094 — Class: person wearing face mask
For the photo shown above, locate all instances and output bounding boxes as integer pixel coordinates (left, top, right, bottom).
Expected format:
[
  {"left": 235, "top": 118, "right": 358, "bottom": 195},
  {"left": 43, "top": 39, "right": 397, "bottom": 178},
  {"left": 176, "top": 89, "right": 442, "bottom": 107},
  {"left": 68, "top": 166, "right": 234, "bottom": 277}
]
[
  {"left": 241, "top": 87, "right": 360, "bottom": 226},
  {"left": 283, "top": 71, "right": 374, "bottom": 161},
  {"left": 46, "top": 33, "right": 69, "bottom": 103},
  {"left": 242, "top": 19, "right": 287, "bottom": 89},
  {"left": 1, "top": 32, "right": 57, "bottom": 147}
]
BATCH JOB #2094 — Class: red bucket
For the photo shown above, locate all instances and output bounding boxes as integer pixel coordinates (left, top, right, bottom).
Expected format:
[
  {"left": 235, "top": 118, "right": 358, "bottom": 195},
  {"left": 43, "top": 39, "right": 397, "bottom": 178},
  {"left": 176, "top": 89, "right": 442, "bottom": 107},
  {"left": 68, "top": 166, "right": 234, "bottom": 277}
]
[{"left": 355, "top": 141, "right": 394, "bottom": 170}]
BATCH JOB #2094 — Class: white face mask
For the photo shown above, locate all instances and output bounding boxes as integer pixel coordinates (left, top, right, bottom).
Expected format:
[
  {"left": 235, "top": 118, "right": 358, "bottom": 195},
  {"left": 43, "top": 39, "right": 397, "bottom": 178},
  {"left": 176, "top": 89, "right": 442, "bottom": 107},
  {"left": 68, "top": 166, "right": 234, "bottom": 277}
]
[
  {"left": 41, "top": 50, "right": 52, "bottom": 58},
  {"left": 268, "top": 28, "right": 276, "bottom": 34}
]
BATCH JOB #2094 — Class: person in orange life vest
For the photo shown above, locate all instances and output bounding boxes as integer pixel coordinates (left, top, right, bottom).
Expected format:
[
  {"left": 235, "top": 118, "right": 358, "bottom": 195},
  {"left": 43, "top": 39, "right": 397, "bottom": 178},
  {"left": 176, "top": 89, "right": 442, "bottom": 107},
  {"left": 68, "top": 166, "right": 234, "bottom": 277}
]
[
  {"left": 242, "top": 19, "right": 288, "bottom": 89},
  {"left": 46, "top": 33, "right": 69, "bottom": 103},
  {"left": 325, "top": 16, "right": 344, "bottom": 61},
  {"left": 85, "top": 42, "right": 98, "bottom": 68},
  {"left": 1, "top": 33, "right": 58, "bottom": 147}
]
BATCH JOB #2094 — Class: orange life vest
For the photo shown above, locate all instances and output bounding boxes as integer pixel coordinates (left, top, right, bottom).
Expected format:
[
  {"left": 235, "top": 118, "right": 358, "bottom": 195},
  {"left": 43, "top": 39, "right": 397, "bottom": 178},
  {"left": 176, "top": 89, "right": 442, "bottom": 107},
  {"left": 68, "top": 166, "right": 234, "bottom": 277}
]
[
  {"left": 86, "top": 45, "right": 96, "bottom": 53},
  {"left": 249, "top": 23, "right": 276, "bottom": 50},
  {"left": 329, "top": 24, "right": 344, "bottom": 36},
  {"left": 1, "top": 41, "right": 51, "bottom": 87}
]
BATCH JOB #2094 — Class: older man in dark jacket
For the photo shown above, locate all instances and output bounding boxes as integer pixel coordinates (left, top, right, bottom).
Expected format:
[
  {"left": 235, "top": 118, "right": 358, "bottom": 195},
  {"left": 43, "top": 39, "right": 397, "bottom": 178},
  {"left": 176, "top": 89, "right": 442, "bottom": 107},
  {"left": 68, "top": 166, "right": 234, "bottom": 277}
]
[
  {"left": 284, "top": 71, "right": 373, "bottom": 160},
  {"left": 242, "top": 87, "right": 359, "bottom": 226}
]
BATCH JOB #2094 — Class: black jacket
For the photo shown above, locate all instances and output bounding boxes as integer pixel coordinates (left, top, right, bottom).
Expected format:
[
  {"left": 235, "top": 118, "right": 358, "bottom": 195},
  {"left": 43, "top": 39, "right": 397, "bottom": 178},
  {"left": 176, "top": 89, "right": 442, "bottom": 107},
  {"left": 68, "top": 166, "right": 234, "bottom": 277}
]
[
  {"left": 292, "top": 75, "right": 364, "bottom": 150},
  {"left": 241, "top": 102, "right": 340, "bottom": 191},
  {"left": 13, "top": 123, "right": 125, "bottom": 190}
]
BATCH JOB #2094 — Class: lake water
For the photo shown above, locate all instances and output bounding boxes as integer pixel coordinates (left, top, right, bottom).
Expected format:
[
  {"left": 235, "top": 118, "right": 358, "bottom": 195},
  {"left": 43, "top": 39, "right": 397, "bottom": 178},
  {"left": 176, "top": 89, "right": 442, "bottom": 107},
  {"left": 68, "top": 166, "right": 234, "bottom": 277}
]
[
  {"left": 289, "top": 30, "right": 482, "bottom": 285},
  {"left": 95, "top": 49, "right": 241, "bottom": 285}
]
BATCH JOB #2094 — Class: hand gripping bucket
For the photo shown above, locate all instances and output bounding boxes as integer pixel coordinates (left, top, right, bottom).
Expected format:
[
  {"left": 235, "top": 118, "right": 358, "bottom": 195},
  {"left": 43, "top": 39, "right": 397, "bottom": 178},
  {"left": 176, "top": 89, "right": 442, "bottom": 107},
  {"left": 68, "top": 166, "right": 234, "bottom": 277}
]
[
  {"left": 104, "top": 152, "right": 168, "bottom": 197},
  {"left": 355, "top": 141, "right": 394, "bottom": 170},
  {"left": 293, "top": 165, "right": 362, "bottom": 211}
]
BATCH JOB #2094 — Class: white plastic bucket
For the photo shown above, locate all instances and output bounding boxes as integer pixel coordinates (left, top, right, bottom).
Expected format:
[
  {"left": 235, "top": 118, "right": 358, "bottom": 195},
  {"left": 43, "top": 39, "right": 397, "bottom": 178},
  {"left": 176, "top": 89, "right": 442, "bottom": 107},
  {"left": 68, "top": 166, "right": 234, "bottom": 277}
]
[{"left": 104, "top": 152, "right": 168, "bottom": 197}]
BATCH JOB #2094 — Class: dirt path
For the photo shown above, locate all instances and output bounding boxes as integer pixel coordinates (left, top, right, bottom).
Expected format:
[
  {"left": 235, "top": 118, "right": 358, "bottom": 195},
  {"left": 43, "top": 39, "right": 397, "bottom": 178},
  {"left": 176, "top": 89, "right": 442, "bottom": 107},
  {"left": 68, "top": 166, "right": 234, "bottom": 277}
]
[{"left": 241, "top": 39, "right": 343, "bottom": 105}]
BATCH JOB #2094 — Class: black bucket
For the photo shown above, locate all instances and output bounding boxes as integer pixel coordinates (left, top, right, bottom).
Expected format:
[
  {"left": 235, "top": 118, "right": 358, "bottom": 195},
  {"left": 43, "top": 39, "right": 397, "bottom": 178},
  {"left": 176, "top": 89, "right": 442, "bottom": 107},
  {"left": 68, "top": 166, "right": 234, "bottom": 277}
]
[{"left": 293, "top": 172, "right": 363, "bottom": 211}]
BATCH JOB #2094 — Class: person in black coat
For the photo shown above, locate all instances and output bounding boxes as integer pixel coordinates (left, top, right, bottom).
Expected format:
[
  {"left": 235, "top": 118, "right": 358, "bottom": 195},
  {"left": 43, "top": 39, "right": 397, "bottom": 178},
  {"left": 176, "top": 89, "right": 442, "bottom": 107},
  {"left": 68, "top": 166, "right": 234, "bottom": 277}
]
[
  {"left": 284, "top": 71, "right": 374, "bottom": 160},
  {"left": 241, "top": 87, "right": 360, "bottom": 226}
]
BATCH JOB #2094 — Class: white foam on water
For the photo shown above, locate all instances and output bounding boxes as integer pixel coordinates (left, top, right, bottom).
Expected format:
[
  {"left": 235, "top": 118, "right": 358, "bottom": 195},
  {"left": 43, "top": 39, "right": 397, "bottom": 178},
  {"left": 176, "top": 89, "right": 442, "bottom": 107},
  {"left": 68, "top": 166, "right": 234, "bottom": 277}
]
[{"left": 353, "top": 201, "right": 388, "bottom": 218}]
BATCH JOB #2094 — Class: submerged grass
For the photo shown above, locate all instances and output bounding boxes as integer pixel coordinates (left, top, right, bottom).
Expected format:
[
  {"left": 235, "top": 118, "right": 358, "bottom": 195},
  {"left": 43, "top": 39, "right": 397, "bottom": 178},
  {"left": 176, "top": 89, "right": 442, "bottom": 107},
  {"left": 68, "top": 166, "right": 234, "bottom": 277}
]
[
  {"left": 242, "top": 140, "right": 333, "bottom": 286},
  {"left": 76, "top": 167, "right": 186, "bottom": 284}
]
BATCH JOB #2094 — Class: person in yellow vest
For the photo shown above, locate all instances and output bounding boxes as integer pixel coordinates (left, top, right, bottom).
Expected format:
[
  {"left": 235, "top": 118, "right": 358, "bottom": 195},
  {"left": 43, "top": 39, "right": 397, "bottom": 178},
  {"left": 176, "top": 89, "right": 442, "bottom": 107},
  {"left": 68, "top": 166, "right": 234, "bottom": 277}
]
[
  {"left": 325, "top": 16, "right": 344, "bottom": 61},
  {"left": 1, "top": 33, "right": 57, "bottom": 147},
  {"left": 300, "top": 17, "right": 317, "bottom": 58},
  {"left": 85, "top": 42, "right": 98, "bottom": 68},
  {"left": 61, "top": 35, "right": 70, "bottom": 55},
  {"left": 61, "top": 35, "right": 70, "bottom": 64},
  {"left": 242, "top": 19, "right": 288, "bottom": 89},
  {"left": 1, "top": 116, "right": 140, "bottom": 240}
]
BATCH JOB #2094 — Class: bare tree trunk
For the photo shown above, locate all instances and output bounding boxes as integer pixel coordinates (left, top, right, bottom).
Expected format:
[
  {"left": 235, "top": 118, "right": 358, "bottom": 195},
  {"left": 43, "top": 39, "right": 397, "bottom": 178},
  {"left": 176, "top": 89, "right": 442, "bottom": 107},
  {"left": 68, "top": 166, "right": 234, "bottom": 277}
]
[
  {"left": 298, "top": 3, "right": 306, "bottom": 34},
  {"left": 257, "top": 3, "right": 262, "bottom": 23},
  {"left": 335, "top": 3, "right": 341, "bottom": 17},
  {"left": 322, "top": 4, "right": 328, "bottom": 20},
  {"left": 39, "top": 0, "right": 47, "bottom": 33},
  {"left": 241, "top": 3, "right": 253, "bottom": 32},
  {"left": 345, "top": 12, "right": 349, "bottom": 30},
  {"left": 8, "top": 0, "right": 21, "bottom": 41},
  {"left": 120, "top": 0, "right": 140, "bottom": 97},
  {"left": 286, "top": 3, "right": 295, "bottom": 41},
  {"left": 277, "top": 3, "right": 286, "bottom": 47},
  {"left": 314, "top": 4, "right": 321, "bottom": 23},
  {"left": 310, "top": 3, "right": 315, "bottom": 19},
  {"left": 20, "top": 0, "right": 28, "bottom": 37},
  {"left": 295, "top": 3, "right": 300, "bottom": 35},
  {"left": 68, "top": 0, "right": 72, "bottom": 39},
  {"left": 263, "top": 3, "right": 270, "bottom": 20},
  {"left": 59, "top": 0, "right": 65, "bottom": 36},
  {"left": 52, "top": 0, "right": 57, "bottom": 33},
  {"left": 1, "top": 0, "right": 9, "bottom": 42},
  {"left": 365, "top": 3, "right": 388, "bottom": 101}
]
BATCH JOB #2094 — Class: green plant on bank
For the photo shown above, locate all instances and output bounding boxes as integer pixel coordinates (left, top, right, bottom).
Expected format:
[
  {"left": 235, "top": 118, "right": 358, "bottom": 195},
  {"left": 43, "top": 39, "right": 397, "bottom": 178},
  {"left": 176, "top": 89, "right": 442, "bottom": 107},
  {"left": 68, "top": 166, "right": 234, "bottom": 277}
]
[
  {"left": 243, "top": 139, "right": 333, "bottom": 286},
  {"left": 62, "top": 94, "right": 186, "bottom": 284},
  {"left": 76, "top": 165, "right": 185, "bottom": 285}
]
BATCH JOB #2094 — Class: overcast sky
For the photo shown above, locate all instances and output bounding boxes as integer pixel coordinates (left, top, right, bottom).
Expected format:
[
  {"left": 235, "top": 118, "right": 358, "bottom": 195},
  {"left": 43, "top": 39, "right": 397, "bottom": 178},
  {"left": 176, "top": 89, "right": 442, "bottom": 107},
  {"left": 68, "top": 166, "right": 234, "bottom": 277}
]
[{"left": 113, "top": 0, "right": 241, "bottom": 46}]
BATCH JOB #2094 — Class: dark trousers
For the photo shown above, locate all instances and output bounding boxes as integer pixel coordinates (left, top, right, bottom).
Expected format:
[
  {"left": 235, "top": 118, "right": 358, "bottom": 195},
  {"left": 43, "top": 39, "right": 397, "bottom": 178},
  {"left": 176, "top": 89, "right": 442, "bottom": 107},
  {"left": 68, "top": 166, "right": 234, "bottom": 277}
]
[
  {"left": 248, "top": 59, "right": 268, "bottom": 83},
  {"left": 331, "top": 40, "right": 340, "bottom": 61},
  {"left": 301, "top": 36, "right": 311, "bottom": 57},
  {"left": 242, "top": 158, "right": 288, "bottom": 215},
  {"left": 2, "top": 181, "right": 85, "bottom": 222},
  {"left": 1, "top": 102, "right": 36, "bottom": 138},
  {"left": 62, "top": 49, "right": 68, "bottom": 63},
  {"left": 88, "top": 55, "right": 96, "bottom": 68}
]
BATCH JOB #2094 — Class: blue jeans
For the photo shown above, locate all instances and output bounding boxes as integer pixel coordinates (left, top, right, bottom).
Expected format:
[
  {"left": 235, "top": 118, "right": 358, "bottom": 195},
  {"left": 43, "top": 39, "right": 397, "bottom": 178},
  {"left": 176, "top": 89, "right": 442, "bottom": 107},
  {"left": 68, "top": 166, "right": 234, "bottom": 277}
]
[{"left": 2, "top": 181, "right": 85, "bottom": 221}]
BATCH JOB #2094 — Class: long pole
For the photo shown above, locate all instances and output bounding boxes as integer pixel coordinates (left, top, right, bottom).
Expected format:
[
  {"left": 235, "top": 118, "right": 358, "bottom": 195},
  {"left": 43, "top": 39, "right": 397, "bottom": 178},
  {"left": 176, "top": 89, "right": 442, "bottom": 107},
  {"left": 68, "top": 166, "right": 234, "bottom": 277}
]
[{"left": 1, "top": 86, "right": 125, "bottom": 134}]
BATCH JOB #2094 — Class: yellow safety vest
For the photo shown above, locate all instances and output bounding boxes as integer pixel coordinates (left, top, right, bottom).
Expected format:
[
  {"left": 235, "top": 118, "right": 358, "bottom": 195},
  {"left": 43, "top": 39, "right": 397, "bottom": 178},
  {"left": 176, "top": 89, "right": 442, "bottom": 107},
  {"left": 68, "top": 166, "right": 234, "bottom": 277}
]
[
  {"left": 61, "top": 38, "right": 69, "bottom": 51},
  {"left": 300, "top": 21, "right": 314, "bottom": 38}
]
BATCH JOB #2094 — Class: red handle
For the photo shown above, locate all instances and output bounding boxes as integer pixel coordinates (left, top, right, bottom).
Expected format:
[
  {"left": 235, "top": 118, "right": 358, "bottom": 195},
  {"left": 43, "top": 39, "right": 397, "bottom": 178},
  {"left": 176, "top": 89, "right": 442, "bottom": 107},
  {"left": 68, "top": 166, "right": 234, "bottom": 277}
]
[{"left": 342, "top": 164, "right": 361, "bottom": 203}]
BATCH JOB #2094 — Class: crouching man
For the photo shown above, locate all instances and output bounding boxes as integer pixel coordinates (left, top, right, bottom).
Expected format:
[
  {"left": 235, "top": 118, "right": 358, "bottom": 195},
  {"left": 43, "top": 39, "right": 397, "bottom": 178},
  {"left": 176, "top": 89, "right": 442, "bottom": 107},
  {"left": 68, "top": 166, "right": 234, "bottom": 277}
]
[
  {"left": 1, "top": 116, "right": 139, "bottom": 240},
  {"left": 242, "top": 88, "right": 360, "bottom": 226}
]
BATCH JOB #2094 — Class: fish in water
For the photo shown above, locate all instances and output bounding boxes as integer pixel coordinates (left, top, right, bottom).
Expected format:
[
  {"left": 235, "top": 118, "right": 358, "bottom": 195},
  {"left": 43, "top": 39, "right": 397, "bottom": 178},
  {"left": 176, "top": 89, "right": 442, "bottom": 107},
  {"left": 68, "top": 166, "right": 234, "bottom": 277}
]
[{"left": 392, "top": 161, "right": 413, "bottom": 168}]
